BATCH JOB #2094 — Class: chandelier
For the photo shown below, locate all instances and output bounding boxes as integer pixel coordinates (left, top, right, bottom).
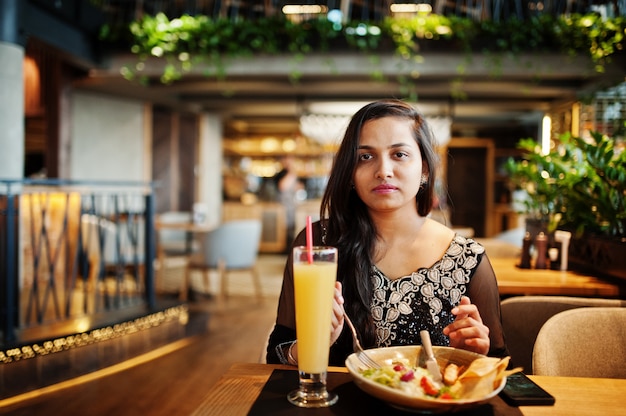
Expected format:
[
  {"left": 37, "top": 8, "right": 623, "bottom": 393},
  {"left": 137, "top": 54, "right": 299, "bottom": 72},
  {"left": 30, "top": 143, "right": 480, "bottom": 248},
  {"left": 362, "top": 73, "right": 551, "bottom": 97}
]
[{"left": 299, "top": 113, "right": 351, "bottom": 146}]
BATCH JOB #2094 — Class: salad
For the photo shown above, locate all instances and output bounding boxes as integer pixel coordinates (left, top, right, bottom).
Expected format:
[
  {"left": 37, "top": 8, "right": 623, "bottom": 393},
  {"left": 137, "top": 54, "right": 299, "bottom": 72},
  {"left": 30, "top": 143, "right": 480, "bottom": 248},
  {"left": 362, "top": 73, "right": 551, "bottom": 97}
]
[
  {"left": 360, "top": 355, "right": 517, "bottom": 401},
  {"left": 361, "top": 359, "right": 457, "bottom": 400}
]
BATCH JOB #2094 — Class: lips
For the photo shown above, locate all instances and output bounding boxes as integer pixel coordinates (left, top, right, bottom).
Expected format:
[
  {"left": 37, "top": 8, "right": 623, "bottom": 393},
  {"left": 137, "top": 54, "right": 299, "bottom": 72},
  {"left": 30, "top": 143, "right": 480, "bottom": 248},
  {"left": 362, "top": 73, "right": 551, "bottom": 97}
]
[{"left": 373, "top": 184, "right": 398, "bottom": 193}]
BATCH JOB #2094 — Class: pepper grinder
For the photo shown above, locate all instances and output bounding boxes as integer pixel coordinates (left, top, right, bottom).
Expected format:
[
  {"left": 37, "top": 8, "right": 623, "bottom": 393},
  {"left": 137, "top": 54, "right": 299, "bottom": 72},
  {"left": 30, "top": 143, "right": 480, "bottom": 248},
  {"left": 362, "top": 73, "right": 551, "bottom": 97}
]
[
  {"left": 534, "top": 232, "right": 548, "bottom": 269},
  {"left": 519, "top": 231, "right": 532, "bottom": 269}
]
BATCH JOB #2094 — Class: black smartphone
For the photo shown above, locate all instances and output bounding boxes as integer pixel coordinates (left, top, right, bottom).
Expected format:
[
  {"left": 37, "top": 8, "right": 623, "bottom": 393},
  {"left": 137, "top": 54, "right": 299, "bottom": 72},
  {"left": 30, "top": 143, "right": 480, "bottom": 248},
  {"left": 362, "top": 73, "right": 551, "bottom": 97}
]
[{"left": 499, "top": 372, "right": 555, "bottom": 406}]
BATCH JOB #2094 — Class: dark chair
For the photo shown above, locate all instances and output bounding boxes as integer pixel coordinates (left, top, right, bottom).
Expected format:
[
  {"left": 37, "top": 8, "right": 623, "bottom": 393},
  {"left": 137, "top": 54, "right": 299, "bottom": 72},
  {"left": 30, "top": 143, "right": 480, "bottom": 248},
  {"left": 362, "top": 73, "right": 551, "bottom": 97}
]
[{"left": 501, "top": 295, "right": 626, "bottom": 374}]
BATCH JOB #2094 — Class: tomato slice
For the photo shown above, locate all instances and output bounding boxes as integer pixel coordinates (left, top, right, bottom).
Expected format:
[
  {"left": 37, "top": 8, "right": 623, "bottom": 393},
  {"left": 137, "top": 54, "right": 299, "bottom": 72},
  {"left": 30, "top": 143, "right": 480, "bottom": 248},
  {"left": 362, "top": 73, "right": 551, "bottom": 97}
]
[{"left": 420, "top": 376, "right": 440, "bottom": 396}]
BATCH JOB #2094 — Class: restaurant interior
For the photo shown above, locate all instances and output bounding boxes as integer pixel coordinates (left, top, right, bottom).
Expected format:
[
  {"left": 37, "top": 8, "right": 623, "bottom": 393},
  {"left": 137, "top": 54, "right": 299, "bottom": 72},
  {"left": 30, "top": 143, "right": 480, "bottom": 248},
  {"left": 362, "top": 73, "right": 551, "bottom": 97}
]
[{"left": 1, "top": 1, "right": 626, "bottom": 415}]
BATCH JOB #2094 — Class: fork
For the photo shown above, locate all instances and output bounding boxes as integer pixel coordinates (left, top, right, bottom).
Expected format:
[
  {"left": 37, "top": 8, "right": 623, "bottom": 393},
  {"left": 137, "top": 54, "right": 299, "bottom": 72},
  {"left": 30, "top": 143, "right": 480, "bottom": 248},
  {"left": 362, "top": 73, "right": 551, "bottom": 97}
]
[{"left": 343, "top": 311, "right": 381, "bottom": 369}]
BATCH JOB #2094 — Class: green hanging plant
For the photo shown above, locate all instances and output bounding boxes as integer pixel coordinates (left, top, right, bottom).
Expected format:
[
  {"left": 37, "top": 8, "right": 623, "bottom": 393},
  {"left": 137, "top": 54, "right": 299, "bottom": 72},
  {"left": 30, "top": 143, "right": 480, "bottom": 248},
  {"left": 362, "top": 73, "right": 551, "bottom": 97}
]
[{"left": 100, "top": 12, "right": 626, "bottom": 87}]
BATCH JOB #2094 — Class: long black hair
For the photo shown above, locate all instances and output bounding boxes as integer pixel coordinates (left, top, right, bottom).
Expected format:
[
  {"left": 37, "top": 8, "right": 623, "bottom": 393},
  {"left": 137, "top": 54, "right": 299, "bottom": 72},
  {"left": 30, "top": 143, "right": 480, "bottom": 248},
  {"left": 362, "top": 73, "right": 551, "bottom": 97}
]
[{"left": 320, "top": 99, "right": 440, "bottom": 347}]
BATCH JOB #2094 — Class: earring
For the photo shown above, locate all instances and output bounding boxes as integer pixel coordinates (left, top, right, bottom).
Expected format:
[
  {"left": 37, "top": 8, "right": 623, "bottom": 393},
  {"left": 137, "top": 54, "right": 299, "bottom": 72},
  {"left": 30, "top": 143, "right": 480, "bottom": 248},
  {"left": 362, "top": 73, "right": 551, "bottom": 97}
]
[{"left": 420, "top": 174, "right": 428, "bottom": 185}]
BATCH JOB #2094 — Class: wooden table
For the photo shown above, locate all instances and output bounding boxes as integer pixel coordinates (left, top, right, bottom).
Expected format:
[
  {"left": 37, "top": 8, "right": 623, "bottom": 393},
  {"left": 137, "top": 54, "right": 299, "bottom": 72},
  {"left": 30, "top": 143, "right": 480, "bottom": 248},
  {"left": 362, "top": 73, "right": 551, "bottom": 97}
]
[
  {"left": 193, "top": 363, "right": 626, "bottom": 416},
  {"left": 155, "top": 220, "right": 215, "bottom": 233},
  {"left": 490, "top": 258, "right": 622, "bottom": 297}
]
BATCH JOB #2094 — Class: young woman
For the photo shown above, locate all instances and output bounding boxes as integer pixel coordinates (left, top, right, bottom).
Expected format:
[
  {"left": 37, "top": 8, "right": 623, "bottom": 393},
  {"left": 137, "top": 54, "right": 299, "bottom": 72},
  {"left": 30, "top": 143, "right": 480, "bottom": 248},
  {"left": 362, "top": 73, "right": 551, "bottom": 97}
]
[{"left": 266, "top": 100, "right": 508, "bottom": 366}]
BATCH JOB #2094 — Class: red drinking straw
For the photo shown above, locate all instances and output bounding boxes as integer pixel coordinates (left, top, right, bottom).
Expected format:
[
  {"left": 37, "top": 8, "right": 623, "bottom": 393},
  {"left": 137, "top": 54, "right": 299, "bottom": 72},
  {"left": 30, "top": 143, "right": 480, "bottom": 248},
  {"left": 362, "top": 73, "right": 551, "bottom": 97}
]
[{"left": 306, "top": 215, "right": 313, "bottom": 264}]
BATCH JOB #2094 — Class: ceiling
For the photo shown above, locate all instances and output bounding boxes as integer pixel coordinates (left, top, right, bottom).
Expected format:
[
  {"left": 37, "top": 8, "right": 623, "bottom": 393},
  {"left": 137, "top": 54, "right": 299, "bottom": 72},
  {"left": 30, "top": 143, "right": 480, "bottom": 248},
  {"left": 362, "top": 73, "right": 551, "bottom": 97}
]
[
  {"left": 76, "top": 50, "right": 626, "bottom": 140},
  {"left": 19, "top": 0, "right": 626, "bottom": 143}
]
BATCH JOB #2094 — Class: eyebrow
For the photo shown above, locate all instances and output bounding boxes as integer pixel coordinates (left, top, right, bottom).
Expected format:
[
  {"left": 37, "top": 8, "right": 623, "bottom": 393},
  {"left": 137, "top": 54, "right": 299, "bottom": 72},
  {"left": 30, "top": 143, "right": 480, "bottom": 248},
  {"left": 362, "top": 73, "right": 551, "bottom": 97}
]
[{"left": 357, "top": 142, "right": 412, "bottom": 150}]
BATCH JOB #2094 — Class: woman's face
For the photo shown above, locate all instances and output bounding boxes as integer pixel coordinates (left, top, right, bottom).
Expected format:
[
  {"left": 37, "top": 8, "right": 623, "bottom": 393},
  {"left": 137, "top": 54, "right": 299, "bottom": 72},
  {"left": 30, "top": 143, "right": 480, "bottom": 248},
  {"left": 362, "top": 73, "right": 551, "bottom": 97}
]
[{"left": 353, "top": 116, "right": 424, "bottom": 214}]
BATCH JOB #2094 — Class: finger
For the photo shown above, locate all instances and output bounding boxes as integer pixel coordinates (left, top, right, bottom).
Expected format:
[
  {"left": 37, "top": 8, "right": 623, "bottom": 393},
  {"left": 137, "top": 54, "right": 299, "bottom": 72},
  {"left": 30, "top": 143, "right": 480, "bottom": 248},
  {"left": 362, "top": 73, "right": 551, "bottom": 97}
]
[
  {"left": 447, "top": 325, "right": 490, "bottom": 355},
  {"left": 451, "top": 298, "right": 469, "bottom": 321},
  {"left": 457, "top": 331, "right": 490, "bottom": 354},
  {"left": 444, "top": 316, "right": 474, "bottom": 336},
  {"left": 445, "top": 297, "right": 470, "bottom": 336},
  {"left": 451, "top": 296, "right": 471, "bottom": 317},
  {"left": 331, "top": 300, "right": 344, "bottom": 326},
  {"left": 330, "top": 298, "right": 345, "bottom": 345},
  {"left": 334, "top": 281, "right": 344, "bottom": 306},
  {"left": 448, "top": 322, "right": 489, "bottom": 339},
  {"left": 331, "top": 281, "right": 344, "bottom": 324},
  {"left": 451, "top": 336, "right": 490, "bottom": 355},
  {"left": 452, "top": 297, "right": 483, "bottom": 324},
  {"left": 453, "top": 305, "right": 480, "bottom": 322},
  {"left": 443, "top": 314, "right": 484, "bottom": 337}
]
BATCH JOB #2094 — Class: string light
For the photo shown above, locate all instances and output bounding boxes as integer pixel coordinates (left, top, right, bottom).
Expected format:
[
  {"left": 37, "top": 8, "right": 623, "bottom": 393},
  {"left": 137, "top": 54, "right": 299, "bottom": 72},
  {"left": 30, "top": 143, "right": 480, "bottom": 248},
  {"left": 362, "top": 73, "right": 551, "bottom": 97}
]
[{"left": 0, "top": 305, "right": 188, "bottom": 363}]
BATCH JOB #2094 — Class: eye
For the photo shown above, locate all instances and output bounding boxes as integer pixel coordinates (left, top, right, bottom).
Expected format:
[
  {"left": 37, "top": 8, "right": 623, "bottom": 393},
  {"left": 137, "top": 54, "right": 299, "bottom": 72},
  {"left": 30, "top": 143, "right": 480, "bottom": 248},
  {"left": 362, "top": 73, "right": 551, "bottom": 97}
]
[
  {"left": 393, "top": 151, "right": 409, "bottom": 159},
  {"left": 358, "top": 153, "right": 373, "bottom": 161}
]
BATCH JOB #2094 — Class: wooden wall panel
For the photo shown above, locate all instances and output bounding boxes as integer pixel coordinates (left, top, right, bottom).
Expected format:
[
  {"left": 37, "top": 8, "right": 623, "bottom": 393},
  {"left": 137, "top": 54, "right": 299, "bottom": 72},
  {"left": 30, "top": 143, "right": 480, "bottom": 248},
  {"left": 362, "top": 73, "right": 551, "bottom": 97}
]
[
  {"left": 151, "top": 107, "right": 198, "bottom": 213},
  {"left": 446, "top": 138, "right": 495, "bottom": 237},
  {"left": 178, "top": 113, "right": 198, "bottom": 211},
  {"left": 152, "top": 107, "right": 174, "bottom": 213}
]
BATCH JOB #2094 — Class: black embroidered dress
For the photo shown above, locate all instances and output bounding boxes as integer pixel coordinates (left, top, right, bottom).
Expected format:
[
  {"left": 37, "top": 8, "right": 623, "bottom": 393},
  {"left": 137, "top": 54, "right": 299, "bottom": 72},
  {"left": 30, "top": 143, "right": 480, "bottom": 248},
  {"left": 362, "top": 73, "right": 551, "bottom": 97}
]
[{"left": 371, "top": 235, "right": 484, "bottom": 348}]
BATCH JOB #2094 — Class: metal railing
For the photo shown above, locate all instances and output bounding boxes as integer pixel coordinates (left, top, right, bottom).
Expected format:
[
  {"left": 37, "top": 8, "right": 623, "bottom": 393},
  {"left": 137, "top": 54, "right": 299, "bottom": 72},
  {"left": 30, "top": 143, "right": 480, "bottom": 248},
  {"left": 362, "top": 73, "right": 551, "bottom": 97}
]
[{"left": 0, "top": 179, "right": 157, "bottom": 346}]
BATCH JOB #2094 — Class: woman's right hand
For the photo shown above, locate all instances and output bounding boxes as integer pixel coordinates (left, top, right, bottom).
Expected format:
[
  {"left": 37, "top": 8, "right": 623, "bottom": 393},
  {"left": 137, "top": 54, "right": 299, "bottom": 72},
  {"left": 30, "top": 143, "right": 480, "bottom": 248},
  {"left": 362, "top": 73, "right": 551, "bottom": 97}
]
[{"left": 330, "top": 281, "right": 344, "bottom": 345}]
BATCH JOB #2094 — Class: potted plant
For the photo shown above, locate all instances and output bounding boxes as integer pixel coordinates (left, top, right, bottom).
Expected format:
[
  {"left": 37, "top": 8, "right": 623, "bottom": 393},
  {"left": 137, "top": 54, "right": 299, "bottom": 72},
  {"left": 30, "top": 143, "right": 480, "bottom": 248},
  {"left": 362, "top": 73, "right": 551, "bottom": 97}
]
[
  {"left": 503, "top": 137, "right": 569, "bottom": 236},
  {"left": 504, "top": 130, "right": 626, "bottom": 280}
]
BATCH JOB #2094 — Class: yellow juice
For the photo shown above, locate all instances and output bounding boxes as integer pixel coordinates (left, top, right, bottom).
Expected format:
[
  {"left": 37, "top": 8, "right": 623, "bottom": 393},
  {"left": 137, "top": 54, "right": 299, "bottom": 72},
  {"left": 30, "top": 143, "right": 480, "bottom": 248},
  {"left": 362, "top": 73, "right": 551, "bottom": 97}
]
[{"left": 293, "top": 261, "right": 337, "bottom": 374}]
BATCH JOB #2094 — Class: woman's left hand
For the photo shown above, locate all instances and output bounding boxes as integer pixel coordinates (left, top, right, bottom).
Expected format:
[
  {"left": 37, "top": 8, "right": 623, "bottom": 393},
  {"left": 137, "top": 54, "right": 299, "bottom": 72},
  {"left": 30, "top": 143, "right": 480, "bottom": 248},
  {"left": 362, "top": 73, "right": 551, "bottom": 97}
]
[
  {"left": 330, "top": 281, "right": 345, "bottom": 346},
  {"left": 443, "top": 296, "right": 490, "bottom": 355}
]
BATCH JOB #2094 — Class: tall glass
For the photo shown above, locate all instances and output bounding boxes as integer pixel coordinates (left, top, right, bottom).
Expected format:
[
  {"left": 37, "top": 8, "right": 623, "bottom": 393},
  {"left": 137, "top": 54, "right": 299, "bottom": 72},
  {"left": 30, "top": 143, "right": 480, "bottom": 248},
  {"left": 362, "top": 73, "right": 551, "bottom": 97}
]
[{"left": 287, "top": 246, "right": 339, "bottom": 408}]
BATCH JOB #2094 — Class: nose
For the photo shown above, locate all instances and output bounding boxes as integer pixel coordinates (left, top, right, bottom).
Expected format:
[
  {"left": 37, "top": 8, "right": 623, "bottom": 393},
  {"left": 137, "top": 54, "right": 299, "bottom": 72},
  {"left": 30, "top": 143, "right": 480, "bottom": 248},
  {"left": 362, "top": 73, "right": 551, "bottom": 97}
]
[{"left": 375, "top": 157, "right": 393, "bottom": 179}]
